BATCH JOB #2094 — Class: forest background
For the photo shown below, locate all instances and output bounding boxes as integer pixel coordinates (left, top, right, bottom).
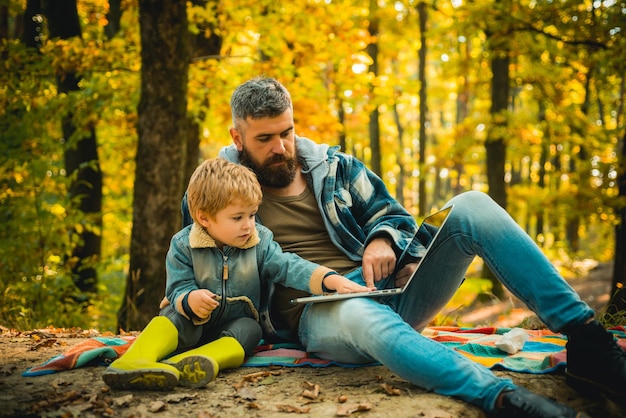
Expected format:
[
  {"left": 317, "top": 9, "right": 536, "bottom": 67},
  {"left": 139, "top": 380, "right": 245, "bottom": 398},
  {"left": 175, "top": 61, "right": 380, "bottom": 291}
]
[{"left": 1, "top": 0, "right": 625, "bottom": 334}]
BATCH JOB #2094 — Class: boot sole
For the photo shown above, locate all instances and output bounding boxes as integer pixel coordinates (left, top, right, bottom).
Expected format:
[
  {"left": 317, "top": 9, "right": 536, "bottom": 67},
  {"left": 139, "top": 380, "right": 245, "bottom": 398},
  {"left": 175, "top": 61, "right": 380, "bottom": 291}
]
[
  {"left": 565, "top": 369, "right": 626, "bottom": 404},
  {"left": 169, "top": 356, "right": 216, "bottom": 388},
  {"left": 102, "top": 368, "right": 178, "bottom": 391}
]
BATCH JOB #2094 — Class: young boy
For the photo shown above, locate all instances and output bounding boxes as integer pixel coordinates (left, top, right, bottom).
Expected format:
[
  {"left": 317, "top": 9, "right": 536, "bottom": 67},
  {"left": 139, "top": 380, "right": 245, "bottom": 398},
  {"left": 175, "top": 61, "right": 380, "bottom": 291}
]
[{"left": 102, "top": 158, "right": 371, "bottom": 391}]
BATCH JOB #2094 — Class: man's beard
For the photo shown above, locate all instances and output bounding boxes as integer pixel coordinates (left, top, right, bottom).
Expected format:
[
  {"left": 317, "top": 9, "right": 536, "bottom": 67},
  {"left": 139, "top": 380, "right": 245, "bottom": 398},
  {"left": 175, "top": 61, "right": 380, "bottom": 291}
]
[{"left": 239, "top": 148, "right": 297, "bottom": 188}]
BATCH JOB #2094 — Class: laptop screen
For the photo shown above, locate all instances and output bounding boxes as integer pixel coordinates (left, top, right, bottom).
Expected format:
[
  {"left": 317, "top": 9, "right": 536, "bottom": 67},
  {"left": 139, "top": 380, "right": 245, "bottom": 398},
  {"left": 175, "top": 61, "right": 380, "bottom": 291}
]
[{"left": 393, "top": 205, "right": 454, "bottom": 276}]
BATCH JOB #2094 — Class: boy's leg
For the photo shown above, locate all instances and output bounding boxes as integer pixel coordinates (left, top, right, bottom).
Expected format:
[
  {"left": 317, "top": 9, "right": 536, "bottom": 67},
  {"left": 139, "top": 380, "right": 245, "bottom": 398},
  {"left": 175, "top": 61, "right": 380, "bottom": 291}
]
[
  {"left": 164, "top": 317, "right": 261, "bottom": 388},
  {"left": 102, "top": 316, "right": 181, "bottom": 391}
]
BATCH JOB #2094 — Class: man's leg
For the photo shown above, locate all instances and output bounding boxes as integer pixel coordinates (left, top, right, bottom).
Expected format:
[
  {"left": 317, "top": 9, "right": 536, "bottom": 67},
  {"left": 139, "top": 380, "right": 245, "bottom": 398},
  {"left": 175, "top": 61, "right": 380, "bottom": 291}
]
[
  {"left": 395, "top": 190, "right": 624, "bottom": 403},
  {"left": 299, "top": 298, "right": 514, "bottom": 412},
  {"left": 396, "top": 190, "right": 593, "bottom": 332}
]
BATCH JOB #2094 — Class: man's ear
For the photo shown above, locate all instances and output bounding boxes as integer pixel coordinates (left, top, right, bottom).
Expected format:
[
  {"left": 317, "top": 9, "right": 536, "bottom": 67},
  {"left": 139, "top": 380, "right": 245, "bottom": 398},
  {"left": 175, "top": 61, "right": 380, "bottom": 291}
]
[
  {"left": 230, "top": 127, "right": 243, "bottom": 151},
  {"left": 196, "top": 210, "right": 212, "bottom": 228}
]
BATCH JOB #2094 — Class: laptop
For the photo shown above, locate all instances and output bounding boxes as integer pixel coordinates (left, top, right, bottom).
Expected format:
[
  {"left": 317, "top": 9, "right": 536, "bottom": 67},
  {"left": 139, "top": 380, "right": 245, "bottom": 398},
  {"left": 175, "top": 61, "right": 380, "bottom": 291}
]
[{"left": 290, "top": 205, "right": 454, "bottom": 304}]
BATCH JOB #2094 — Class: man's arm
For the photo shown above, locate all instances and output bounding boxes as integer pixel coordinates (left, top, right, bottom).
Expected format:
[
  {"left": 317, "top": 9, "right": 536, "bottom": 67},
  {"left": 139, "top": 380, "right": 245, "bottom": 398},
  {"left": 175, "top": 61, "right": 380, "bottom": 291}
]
[
  {"left": 181, "top": 191, "right": 193, "bottom": 228},
  {"left": 333, "top": 153, "right": 421, "bottom": 286}
]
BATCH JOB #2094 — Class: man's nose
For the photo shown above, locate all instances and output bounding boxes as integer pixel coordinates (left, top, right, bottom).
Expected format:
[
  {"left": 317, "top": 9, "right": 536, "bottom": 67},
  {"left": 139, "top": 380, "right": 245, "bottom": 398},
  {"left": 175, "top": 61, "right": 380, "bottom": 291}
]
[{"left": 271, "top": 137, "right": 285, "bottom": 154}]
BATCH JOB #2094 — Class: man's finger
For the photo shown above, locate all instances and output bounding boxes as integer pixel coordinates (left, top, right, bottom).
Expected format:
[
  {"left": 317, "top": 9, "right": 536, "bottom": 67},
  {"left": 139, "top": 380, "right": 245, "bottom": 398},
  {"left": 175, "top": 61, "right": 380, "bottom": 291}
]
[{"left": 362, "top": 265, "right": 375, "bottom": 288}]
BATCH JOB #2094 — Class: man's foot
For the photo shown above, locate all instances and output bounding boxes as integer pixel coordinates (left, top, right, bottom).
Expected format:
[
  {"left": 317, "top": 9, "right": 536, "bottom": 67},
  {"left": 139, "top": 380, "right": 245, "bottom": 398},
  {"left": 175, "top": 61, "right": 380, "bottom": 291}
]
[
  {"left": 565, "top": 320, "right": 626, "bottom": 403},
  {"left": 493, "top": 387, "right": 589, "bottom": 417}
]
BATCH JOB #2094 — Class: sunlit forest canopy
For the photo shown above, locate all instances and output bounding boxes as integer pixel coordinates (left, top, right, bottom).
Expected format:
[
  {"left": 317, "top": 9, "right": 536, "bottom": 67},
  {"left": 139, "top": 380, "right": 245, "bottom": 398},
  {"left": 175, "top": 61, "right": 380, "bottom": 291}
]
[{"left": 1, "top": 0, "right": 624, "bottom": 331}]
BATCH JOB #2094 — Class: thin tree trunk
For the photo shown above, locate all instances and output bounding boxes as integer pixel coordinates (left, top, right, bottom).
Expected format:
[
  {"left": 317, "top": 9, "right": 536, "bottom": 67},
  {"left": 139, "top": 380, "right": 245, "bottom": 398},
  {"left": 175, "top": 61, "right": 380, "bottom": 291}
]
[
  {"left": 608, "top": 73, "right": 626, "bottom": 315},
  {"left": 367, "top": 0, "right": 381, "bottom": 176},
  {"left": 417, "top": 1, "right": 428, "bottom": 215},
  {"left": 44, "top": 0, "right": 102, "bottom": 295},
  {"left": 392, "top": 102, "right": 405, "bottom": 206},
  {"left": 482, "top": 0, "right": 511, "bottom": 298}
]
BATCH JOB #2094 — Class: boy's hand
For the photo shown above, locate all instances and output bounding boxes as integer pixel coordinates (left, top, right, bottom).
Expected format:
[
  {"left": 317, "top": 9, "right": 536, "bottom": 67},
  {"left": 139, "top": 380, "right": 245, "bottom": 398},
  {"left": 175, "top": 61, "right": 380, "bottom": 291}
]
[
  {"left": 323, "top": 274, "right": 375, "bottom": 294},
  {"left": 188, "top": 289, "right": 219, "bottom": 319}
]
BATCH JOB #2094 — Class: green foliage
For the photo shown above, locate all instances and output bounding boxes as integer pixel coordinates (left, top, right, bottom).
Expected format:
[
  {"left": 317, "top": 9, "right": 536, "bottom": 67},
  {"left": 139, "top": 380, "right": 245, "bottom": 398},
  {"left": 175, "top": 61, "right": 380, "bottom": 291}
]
[
  {"left": 1, "top": 0, "right": 624, "bottom": 330},
  {"left": 599, "top": 308, "right": 626, "bottom": 328},
  {"left": 434, "top": 277, "right": 494, "bottom": 327},
  {"left": 0, "top": 1, "right": 139, "bottom": 331}
]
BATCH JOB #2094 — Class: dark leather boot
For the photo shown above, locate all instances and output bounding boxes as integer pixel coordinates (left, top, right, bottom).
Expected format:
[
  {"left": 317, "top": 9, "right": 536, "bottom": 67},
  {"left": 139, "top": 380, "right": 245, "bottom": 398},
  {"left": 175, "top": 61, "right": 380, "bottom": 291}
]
[
  {"left": 493, "top": 387, "right": 589, "bottom": 418},
  {"left": 565, "top": 320, "right": 626, "bottom": 403}
]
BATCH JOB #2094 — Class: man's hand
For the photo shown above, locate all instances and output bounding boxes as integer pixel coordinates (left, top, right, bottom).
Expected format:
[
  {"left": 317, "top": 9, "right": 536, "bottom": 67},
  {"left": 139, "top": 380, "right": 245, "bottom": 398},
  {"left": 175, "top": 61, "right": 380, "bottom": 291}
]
[
  {"left": 323, "top": 274, "right": 375, "bottom": 294},
  {"left": 362, "top": 237, "right": 396, "bottom": 288},
  {"left": 187, "top": 289, "right": 219, "bottom": 319},
  {"left": 394, "top": 262, "right": 419, "bottom": 287}
]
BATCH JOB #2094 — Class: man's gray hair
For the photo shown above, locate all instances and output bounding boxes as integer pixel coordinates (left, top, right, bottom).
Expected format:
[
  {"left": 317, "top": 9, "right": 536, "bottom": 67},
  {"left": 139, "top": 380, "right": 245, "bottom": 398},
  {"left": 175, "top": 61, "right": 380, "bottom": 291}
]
[{"left": 231, "top": 77, "right": 292, "bottom": 129}]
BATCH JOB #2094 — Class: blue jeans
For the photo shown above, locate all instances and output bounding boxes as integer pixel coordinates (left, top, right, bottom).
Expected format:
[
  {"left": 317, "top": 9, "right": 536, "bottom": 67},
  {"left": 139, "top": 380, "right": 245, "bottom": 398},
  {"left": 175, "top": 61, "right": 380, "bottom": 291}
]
[{"left": 297, "top": 191, "right": 594, "bottom": 412}]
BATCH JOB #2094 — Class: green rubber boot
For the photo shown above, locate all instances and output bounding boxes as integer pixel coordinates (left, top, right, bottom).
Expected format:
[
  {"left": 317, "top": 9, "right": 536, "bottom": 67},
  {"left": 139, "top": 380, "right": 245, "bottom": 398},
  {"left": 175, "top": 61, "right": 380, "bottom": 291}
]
[
  {"left": 102, "top": 316, "right": 180, "bottom": 390},
  {"left": 164, "top": 336, "right": 245, "bottom": 388}
]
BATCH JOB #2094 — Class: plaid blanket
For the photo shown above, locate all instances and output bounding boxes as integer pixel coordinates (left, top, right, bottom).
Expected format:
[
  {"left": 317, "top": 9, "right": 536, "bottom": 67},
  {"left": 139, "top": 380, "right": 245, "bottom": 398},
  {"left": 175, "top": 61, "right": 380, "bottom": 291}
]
[{"left": 23, "top": 326, "right": 626, "bottom": 377}]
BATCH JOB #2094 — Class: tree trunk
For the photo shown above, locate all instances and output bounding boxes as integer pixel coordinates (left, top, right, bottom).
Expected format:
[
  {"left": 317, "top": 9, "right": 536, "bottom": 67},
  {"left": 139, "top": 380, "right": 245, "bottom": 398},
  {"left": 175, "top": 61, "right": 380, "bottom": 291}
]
[
  {"left": 485, "top": 52, "right": 509, "bottom": 211},
  {"left": 392, "top": 102, "right": 405, "bottom": 206},
  {"left": 44, "top": 0, "right": 102, "bottom": 295},
  {"left": 417, "top": 1, "right": 428, "bottom": 216},
  {"left": 608, "top": 126, "right": 626, "bottom": 314},
  {"left": 182, "top": 0, "right": 223, "bottom": 188},
  {"left": 482, "top": 1, "right": 510, "bottom": 298},
  {"left": 367, "top": 0, "right": 381, "bottom": 176},
  {"left": 18, "top": 0, "right": 41, "bottom": 46},
  {"left": 118, "top": 0, "right": 190, "bottom": 331},
  {"left": 105, "top": 0, "right": 121, "bottom": 39}
]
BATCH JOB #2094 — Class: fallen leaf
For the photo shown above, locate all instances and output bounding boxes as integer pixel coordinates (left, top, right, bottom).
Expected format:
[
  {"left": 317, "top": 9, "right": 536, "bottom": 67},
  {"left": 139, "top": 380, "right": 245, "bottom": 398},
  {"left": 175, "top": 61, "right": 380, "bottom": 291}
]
[
  {"left": 112, "top": 394, "right": 133, "bottom": 407},
  {"left": 30, "top": 338, "right": 57, "bottom": 351},
  {"left": 259, "top": 375, "right": 276, "bottom": 385},
  {"left": 198, "top": 412, "right": 220, "bottom": 418},
  {"left": 50, "top": 377, "right": 73, "bottom": 388},
  {"left": 276, "top": 404, "right": 311, "bottom": 413},
  {"left": 242, "top": 370, "right": 281, "bottom": 383},
  {"left": 31, "top": 390, "right": 82, "bottom": 413},
  {"left": 164, "top": 392, "right": 198, "bottom": 403},
  {"left": 149, "top": 400, "right": 166, "bottom": 412},
  {"left": 301, "top": 381, "right": 320, "bottom": 399},
  {"left": 336, "top": 402, "right": 372, "bottom": 416},
  {"left": 236, "top": 386, "right": 257, "bottom": 401},
  {"left": 243, "top": 371, "right": 272, "bottom": 381},
  {"left": 379, "top": 383, "right": 401, "bottom": 396}
]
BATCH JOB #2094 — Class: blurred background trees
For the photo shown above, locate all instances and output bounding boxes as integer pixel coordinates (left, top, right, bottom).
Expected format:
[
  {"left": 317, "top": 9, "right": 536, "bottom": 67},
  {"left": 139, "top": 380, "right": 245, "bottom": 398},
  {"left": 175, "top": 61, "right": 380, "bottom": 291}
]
[{"left": 1, "top": 0, "right": 624, "bottom": 332}]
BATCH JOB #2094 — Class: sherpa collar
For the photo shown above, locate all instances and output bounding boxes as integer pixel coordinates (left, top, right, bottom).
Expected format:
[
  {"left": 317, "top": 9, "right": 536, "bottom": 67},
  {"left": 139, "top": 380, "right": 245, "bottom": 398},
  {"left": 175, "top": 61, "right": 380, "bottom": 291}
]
[{"left": 189, "top": 222, "right": 260, "bottom": 249}]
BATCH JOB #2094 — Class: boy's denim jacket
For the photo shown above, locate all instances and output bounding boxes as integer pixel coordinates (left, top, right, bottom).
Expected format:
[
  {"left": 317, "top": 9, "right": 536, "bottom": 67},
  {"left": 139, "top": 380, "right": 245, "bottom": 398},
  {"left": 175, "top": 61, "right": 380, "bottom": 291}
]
[{"left": 163, "top": 222, "right": 332, "bottom": 329}]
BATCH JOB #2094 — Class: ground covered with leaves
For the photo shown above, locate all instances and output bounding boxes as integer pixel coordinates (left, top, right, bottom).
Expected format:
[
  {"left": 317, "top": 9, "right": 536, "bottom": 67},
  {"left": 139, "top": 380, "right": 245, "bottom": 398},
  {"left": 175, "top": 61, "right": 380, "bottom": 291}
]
[{"left": 1, "top": 262, "right": 624, "bottom": 418}]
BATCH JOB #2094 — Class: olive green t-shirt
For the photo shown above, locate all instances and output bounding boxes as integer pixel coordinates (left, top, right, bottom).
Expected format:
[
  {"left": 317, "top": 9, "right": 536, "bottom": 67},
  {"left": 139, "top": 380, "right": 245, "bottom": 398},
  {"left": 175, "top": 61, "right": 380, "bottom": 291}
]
[{"left": 257, "top": 185, "right": 359, "bottom": 335}]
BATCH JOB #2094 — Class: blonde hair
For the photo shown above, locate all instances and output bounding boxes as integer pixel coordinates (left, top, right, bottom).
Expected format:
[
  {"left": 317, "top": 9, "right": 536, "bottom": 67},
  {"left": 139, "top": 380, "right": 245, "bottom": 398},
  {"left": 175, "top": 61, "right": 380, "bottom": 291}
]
[{"left": 187, "top": 158, "right": 262, "bottom": 222}]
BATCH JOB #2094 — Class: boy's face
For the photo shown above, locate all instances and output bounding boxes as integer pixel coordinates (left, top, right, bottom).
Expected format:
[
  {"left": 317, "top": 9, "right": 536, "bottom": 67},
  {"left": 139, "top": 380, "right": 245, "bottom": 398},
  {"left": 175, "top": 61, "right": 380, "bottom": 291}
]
[{"left": 196, "top": 199, "right": 258, "bottom": 248}]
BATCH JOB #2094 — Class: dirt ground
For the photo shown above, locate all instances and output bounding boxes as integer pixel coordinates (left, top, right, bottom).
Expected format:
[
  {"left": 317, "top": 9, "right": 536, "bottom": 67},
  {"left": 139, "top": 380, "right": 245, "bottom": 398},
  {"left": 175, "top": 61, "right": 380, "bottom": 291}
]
[{"left": 1, "top": 261, "right": 625, "bottom": 418}]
